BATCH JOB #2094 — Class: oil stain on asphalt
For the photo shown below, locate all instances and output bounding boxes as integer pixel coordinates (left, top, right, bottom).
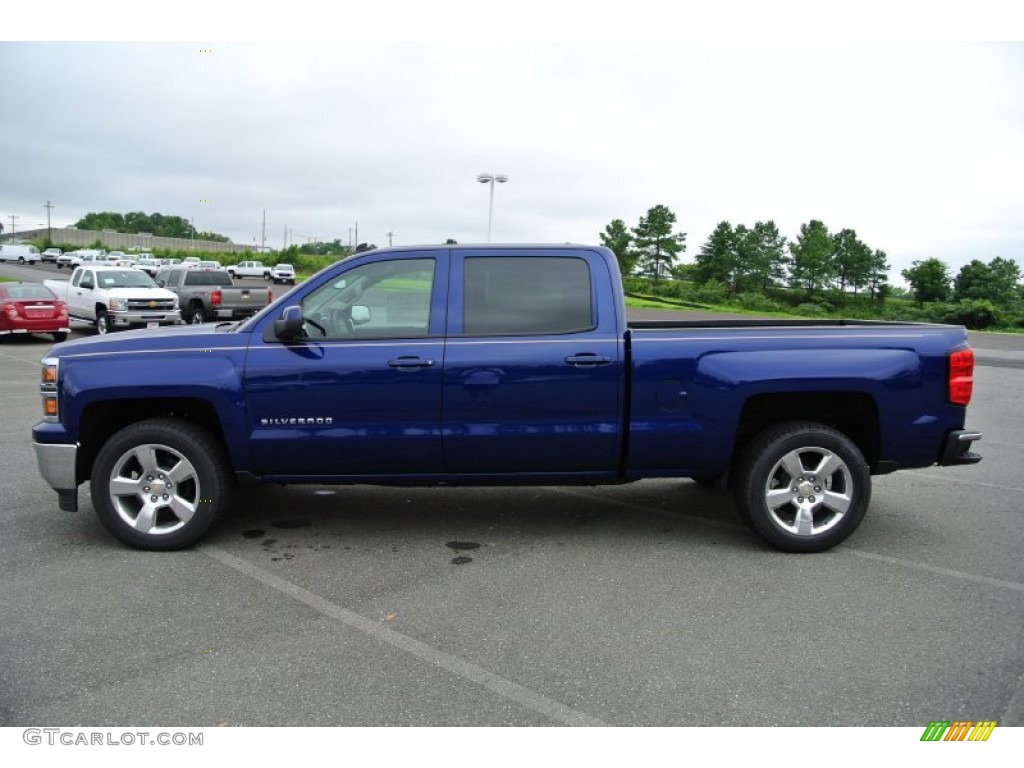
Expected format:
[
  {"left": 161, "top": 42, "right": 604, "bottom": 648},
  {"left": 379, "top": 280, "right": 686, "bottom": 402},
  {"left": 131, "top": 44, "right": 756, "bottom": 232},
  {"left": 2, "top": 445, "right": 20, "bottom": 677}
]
[{"left": 446, "top": 541, "right": 480, "bottom": 565}]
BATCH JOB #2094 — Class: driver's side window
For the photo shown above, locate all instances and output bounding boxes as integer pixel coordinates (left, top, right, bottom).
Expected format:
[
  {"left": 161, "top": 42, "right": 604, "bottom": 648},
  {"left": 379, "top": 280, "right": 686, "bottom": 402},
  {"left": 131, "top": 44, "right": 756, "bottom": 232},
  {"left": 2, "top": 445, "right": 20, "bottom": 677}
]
[{"left": 300, "top": 258, "right": 435, "bottom": 340}]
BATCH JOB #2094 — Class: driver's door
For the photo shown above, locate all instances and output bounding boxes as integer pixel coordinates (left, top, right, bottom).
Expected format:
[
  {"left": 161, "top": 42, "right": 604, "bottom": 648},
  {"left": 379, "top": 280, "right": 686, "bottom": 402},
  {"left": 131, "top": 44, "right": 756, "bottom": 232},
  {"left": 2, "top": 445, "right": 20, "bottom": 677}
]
[{"left": 242, "top": 253, "right": 448, "bottom": 478}]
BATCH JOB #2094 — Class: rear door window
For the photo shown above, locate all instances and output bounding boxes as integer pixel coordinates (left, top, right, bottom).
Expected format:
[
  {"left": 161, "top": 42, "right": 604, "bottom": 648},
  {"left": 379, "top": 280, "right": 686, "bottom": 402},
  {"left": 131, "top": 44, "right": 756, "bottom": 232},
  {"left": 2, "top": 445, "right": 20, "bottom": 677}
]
[{"left": 463, "top": 257, "right": 593, "bottom": 336}]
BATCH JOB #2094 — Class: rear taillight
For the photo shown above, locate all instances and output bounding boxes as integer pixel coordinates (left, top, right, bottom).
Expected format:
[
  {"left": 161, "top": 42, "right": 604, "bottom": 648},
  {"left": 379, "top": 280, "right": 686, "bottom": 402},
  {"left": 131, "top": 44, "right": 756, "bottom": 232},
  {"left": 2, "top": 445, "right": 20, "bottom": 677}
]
[
  {"left": 3, "top": 303, "right": 18, "bottom": 319},
  {"left": 58, "top": 303, "right": 68, "bottom": 318},
  {"left": 948, "top": 348, "right": 974, "bottom": 406},
  {"left": 268, "top": 290, "right": 273, "bottom": 302},
  {"left": 211, "top": 290, "right": 222, "bottom": 306}
]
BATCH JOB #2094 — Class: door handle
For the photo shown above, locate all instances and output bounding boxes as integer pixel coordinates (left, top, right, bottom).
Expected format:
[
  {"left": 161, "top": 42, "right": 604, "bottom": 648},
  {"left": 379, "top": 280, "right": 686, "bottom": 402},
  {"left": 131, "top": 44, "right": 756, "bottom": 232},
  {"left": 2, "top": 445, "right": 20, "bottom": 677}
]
[
  {"left": 564, "top": 354, "right": 612, "bottom": 367},
  {"left": 388, "top": 356, "right": 435, "bottom": 370}
]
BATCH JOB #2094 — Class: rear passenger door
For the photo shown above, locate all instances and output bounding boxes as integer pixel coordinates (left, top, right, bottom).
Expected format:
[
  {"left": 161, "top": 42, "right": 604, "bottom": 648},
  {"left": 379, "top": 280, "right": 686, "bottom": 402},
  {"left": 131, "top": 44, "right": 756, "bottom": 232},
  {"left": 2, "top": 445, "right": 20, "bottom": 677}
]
[{"left": 442, "top": 250, "right": 624, "bottom": 475}]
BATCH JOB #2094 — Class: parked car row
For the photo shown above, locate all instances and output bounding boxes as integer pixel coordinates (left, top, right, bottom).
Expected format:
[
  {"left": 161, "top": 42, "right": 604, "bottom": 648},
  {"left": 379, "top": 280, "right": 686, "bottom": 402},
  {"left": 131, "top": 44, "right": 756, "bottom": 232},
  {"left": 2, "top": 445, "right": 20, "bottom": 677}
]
[{"left": 1, "top": 264, "right": 280, "bottom": 342}]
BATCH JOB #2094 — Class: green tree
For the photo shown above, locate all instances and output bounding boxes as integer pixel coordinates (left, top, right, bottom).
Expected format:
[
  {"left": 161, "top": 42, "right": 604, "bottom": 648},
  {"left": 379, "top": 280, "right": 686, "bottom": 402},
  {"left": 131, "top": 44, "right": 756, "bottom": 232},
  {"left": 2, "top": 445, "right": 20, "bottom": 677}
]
[
  {"left": 867, "top": 249, "right": 890, "bottom": 301},
  {"left": 788, "top": 220, "right": 835, "bottom": 294},
  {"left": 831, "top": 228, "right": 873, "bottom": 298},
  {"left": 599, "top": 219, "right": 635, "bottom": 276},
  {"left": 631, "top": 204, "right": 686, "bottom": 283},
  {"left": 694, "top": 221, "right": 738, "bottom": 289},
  {"left": 75, "top": 211, "right": 125, "bottom": 231},
  {"left": 73, "top": 211, "right": 217, "bottom": 240},
  {"left": 955, "top": 257, "right": 1021, "bottom": 306},
  {"left": 902, "top": 258, "right": 951, "bottom": 304},
  {"left": 748, "top": 220, "right": 788, "bottom": 292}
]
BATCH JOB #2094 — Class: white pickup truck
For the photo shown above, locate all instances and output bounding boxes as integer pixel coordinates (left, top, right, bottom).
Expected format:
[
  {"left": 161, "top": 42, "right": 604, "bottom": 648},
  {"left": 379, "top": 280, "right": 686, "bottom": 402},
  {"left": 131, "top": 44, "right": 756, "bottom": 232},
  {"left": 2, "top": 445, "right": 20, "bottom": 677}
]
[
  {"left": 227, "top": 260, "right": 272, "bottom": 280},
  {"left": 44, "top": 266, "right": 181, "bottom": 334}
]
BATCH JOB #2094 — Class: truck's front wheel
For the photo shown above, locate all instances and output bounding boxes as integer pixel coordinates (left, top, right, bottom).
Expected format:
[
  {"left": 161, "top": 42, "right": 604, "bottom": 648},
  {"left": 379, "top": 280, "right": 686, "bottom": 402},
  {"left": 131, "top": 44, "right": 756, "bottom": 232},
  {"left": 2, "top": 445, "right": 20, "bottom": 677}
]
[
  {"left": 90, "top": 418, "right": 231, "bottom": 550},
  {"left": 95, "top": 311, "right": 112, "bottom": 335},
  {"left": 733, "top": 422, "right": 870, "bottom": 553}
]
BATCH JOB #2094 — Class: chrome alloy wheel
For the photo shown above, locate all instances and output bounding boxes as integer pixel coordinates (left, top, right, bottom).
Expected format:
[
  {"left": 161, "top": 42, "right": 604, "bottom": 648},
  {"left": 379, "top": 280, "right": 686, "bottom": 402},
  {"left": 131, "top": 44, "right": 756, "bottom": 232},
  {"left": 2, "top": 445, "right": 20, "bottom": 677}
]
[
  {"left": 107, "top": 443, "right": 201, "bottom": 536},
  {"left": 762, "top": 446, "right": 852, "bottom": 537}
]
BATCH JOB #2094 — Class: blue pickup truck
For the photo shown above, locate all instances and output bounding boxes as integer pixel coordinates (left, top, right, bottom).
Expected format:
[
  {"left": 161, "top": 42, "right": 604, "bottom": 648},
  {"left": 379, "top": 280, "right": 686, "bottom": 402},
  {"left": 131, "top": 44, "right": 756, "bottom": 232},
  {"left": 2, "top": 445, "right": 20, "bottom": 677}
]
[{"left": 32, "top": 244, "right": 981, "bottom": 552}]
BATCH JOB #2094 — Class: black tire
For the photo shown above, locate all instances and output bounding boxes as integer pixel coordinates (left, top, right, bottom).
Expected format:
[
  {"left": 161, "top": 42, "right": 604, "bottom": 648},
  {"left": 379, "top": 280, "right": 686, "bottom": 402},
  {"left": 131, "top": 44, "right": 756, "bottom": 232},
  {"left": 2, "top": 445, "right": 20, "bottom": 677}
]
[
  {"left": 90, "top": 418, "right": 231, "bottom": 550},
  {"left": 733, "top": 421, "right": 870, "bottom": 553},
  {"left": 188, "top": 304, "right": 205, "bottom": 324},
  {"left": 18, "top": 256, "right": 25, "bottom": 264},
  {"left": 263, "top": 272, "right": 272, "bottom": 281},
  {"left": 95, "top": 310, "right": 112, "bottom": 335},
  {"left": 52, "top": 331, "right": 68, "bottom": 342}
]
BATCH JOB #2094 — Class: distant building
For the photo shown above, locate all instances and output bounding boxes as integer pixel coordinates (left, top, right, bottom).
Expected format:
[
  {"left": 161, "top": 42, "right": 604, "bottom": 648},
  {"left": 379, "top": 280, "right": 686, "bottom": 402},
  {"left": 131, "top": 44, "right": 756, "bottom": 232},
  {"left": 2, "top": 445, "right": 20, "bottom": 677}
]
[{"left": 2, "top": 226, "right": 258, "bottom": 254}]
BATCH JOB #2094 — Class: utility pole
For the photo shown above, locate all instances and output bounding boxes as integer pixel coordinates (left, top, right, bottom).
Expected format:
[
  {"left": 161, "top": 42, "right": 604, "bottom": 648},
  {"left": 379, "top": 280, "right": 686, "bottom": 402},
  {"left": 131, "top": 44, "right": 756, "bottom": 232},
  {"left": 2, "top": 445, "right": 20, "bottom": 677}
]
[
  {"left": 9, "top": 214, "right": 18, "bottom": 239},
  {"left": 43, "top": 201, "right": 54, "bottom": 242},
  {"left": 387, "top": 231, "right": 394, "bottom": 247}
]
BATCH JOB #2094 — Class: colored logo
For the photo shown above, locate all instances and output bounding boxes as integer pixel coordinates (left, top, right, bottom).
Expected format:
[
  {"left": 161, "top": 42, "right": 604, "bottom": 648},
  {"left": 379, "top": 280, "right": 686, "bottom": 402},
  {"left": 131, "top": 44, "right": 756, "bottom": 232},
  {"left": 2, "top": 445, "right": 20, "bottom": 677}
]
[{"left": 920, "top": 721, "right": 997, "bottom": 742}]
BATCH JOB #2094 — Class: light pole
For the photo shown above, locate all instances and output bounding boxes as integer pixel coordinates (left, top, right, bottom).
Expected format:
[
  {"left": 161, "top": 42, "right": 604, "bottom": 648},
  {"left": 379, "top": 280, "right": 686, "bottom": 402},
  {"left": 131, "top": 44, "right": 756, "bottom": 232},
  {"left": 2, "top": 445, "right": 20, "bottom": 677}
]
[
  {"left": 44, "top": 200, "right": 54, "bottom": 243},
  {"left": 477, "top": 173, "right": 508, "bottom": 242}
]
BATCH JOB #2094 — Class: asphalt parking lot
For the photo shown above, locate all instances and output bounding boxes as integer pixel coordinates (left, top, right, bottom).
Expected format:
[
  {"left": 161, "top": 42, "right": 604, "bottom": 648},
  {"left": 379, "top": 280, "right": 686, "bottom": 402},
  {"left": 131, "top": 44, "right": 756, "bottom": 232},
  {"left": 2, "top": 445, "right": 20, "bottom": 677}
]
[{"left": 1, "top": 264, "right": 1022, "bottom": 726}]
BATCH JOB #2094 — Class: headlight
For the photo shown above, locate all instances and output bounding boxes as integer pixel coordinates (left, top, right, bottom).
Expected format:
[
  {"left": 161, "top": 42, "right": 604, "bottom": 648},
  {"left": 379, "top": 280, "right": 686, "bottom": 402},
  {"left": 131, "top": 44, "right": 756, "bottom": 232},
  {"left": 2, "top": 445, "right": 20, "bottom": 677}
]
[{"left": 108, "top": 297, "right": 128, "bottom": 311}]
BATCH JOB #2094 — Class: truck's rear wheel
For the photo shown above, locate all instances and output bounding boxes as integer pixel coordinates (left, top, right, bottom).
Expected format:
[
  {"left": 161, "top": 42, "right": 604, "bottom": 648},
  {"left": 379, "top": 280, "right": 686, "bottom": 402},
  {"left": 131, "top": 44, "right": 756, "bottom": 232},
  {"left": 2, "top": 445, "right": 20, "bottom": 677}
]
[
  {"left": 733, "top": 422, "right": 870, "bottom": 552},
  {"left": 188, "top": 304, "right": 205, "bottom": 324},
  {"left": 90, "top": 418, "right": 231, "bottom": 550}
]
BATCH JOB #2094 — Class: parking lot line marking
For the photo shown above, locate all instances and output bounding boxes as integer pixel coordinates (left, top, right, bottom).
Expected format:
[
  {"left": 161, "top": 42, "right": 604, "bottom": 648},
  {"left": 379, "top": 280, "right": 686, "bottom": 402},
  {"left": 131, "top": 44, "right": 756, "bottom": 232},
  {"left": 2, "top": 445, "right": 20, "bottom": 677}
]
[
  {"left": 903, "top": 470, "right": 1024, "bottom": 494},
  {"left": 842, "top": 549, "right": 1024, "bottom": 595},
  {"left": 551, "top": 488, "right": 1024, "bottom": 595},
  {"left": 0, "top": 350, "right": 42, "bottom": 367},
  {"left": 201, "top": 545, "right": 608, "bottom": 727}
]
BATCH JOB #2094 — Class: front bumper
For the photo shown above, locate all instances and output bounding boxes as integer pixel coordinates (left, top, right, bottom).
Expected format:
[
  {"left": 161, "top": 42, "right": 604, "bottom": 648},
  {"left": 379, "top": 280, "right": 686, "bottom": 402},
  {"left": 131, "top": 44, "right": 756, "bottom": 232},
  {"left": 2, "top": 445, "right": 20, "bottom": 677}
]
[
  {"left": 938, "top": 429, "right": 983, "bottom": 466},
  {"left": 33, "top": 441, "right": 79, "bottom": 511},
  {"left": 109, "top": 310, "right": 181, "bottom": 327}
]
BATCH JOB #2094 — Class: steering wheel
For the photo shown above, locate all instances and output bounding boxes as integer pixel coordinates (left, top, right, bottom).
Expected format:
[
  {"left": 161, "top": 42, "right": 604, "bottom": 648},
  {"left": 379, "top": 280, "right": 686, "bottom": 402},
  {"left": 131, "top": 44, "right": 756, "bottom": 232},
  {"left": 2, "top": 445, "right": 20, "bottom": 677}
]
[{"left": 304, "top": 315, "right": 327, "bottom": 337}]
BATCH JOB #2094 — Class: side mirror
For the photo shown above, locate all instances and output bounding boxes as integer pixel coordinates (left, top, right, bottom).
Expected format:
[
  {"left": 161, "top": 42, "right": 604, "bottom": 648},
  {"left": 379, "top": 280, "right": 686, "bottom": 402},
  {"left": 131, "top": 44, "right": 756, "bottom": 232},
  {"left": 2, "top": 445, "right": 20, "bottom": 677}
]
[
  {"left": 273, "top": 305, "right": 304, "bottom": 342},
  {"left": 80, "top": 280, "right": 94, "bottom": 290},
  {"left": 351, "top": 305, "right": 371, "bottom": 326}
]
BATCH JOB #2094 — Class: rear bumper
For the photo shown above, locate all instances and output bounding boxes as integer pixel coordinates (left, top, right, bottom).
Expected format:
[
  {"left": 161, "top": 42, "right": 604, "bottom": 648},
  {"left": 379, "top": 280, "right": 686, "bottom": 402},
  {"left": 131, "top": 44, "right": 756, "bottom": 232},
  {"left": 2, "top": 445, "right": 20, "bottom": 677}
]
[
  {"left": 938, "top": 429, "right": 983, "bottom": 466},
  {"left": 212, "top": 307, "right": 263, "bottom": 319},
  {"left": 0, "top": 325, "right": 70, "bottom": 335}
]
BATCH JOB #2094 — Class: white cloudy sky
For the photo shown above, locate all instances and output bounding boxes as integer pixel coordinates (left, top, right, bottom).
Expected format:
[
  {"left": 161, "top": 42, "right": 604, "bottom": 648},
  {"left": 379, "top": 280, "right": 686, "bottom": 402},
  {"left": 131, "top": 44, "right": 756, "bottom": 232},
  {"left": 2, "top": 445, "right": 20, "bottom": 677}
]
[{"left": 2, "top": 4, "right": 1022, "bottom": 281}]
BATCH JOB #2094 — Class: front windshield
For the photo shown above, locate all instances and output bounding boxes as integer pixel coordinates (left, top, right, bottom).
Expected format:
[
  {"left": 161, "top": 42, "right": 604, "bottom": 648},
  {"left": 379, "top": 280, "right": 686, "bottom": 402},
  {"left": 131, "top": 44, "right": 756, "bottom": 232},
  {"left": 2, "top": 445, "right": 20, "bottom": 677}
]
[{"left": 97, "top": 270, "right": 158, "bottom": 288}]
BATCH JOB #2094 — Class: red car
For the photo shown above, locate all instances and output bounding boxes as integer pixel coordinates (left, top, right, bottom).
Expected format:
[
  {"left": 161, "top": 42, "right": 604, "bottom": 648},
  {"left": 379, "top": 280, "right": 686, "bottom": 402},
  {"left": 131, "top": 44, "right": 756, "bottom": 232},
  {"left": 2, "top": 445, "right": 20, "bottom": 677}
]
[{"left": 0, "top": 282, "right": 70, "bottom": 342}]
